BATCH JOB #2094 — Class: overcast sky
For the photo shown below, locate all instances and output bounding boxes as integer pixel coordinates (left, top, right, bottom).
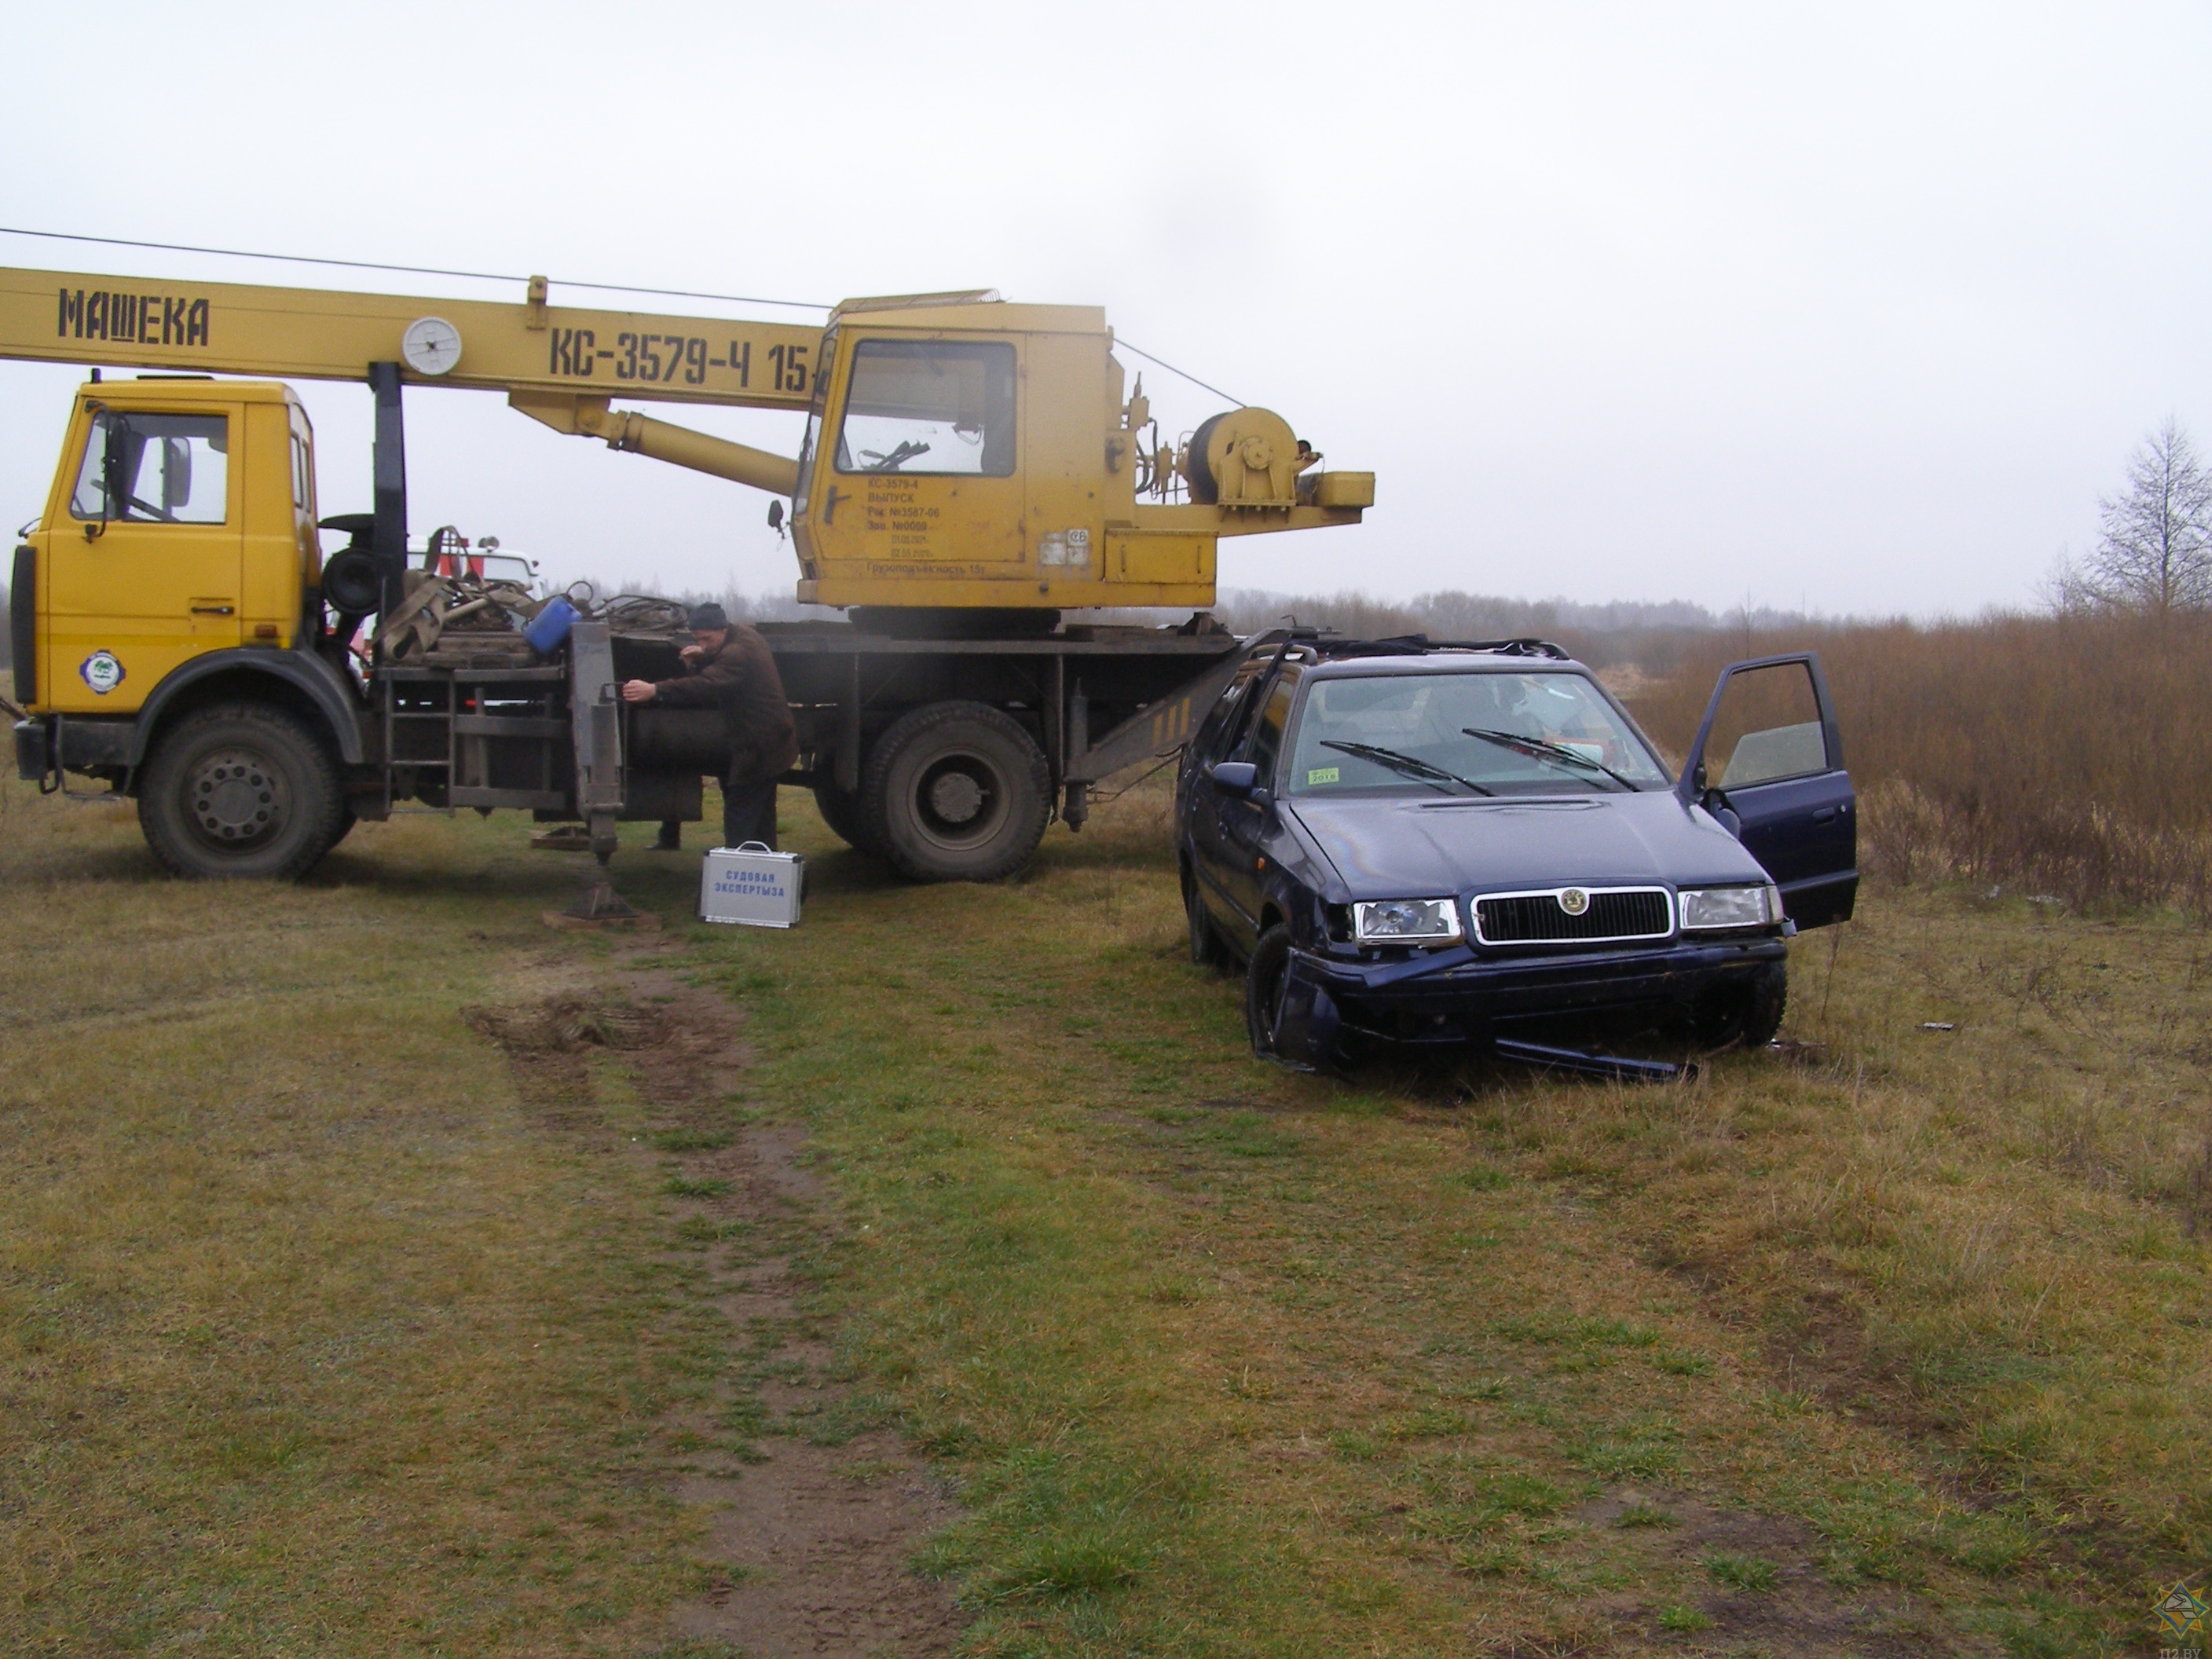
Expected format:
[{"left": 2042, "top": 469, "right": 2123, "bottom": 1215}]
[{"left": 4, "top": 2, "right": 2207, "bottom": 618}]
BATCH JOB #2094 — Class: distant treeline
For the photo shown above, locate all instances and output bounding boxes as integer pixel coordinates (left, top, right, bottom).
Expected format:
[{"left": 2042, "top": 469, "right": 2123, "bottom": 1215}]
[
  {"left": 677, "top": 582, "right": 1833, "bottom": 678},
  {"left": 1201, "top": 588, "right": 1831, "bottom": 675}
]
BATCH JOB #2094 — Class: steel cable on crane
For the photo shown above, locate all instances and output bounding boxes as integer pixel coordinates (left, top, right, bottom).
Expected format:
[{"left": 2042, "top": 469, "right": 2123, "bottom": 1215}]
[{"left": 0, "top": 224, "right": 1251, "bottom": 406}]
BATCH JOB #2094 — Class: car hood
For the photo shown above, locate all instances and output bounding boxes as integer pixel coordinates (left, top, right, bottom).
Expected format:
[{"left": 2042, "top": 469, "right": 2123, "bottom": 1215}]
[{"left": 1286, "top": 791, "right": 1771, "bottom": 899}]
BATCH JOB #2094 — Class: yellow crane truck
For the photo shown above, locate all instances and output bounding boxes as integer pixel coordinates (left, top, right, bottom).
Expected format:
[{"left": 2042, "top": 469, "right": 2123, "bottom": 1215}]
[{"left": 0, "top": 262, "right": 1373, "bottom": 884}]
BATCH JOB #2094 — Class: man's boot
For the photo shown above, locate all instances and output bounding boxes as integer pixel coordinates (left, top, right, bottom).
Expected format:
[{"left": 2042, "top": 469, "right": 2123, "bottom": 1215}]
[{"left": 650, "top": 819, "right": 683, "bottom": 851}]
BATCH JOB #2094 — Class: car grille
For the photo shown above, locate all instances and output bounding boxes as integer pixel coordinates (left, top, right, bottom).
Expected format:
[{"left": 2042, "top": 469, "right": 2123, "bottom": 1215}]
[{"left": 1473, "top": 886, "right": 1673, "bottom": 945}]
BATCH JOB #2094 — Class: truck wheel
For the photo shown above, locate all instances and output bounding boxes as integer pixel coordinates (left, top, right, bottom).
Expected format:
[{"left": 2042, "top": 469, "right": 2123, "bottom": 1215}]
[
  {"left": 860, "top": 701, "right": 1049, "bottom": 882},
  {"left": 812, "top": 776, "right": 884, "bottom": 855},
  {"left": 139, "top": 702, "right": 344, "bottom": 880}
]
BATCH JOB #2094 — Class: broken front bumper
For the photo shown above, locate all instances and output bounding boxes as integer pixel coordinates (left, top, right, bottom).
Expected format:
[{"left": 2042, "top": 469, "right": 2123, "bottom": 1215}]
[{"left": 1275, "top": 933, "right": 1788, "bottom": 1062}]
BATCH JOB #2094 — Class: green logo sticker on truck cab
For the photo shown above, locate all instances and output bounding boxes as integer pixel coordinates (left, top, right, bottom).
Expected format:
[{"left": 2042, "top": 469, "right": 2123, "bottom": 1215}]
[
  {"left": 1306, "top": 766, "right": 1340, "bottom": 786},
  {"left": 79, "top": 650, "right": 125, "bottom": 694}
]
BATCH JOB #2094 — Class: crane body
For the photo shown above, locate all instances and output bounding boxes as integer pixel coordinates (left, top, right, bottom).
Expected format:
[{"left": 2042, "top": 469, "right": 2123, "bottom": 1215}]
[{"left": 0, "top": 256, "right": 1373, "bottom": 884}]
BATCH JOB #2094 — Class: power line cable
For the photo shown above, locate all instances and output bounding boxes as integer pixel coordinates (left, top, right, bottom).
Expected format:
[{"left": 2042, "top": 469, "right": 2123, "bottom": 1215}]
[
  {"left": 0, "top": 225, "right": 833, "bottom": 312},
  {"left": 0, "top": 224, "right": 1251, "bottom": 405}
]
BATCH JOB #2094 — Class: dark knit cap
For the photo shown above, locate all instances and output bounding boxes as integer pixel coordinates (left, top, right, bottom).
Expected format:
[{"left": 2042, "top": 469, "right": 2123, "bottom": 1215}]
[{"left": 687, "top": 603, "right": 729, "bottom": 631}]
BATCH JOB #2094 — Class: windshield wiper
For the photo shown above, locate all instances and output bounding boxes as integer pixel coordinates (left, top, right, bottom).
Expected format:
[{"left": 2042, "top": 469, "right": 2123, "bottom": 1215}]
[
  {"left": 1460, "top": 727, "right": 1637, "bottom": 792},
  {"left": 1319, "top": 740, "right": 1494, "bottom": 796},
  {"left": 860, "top": 439, "right": 932, "bottom": 472}
]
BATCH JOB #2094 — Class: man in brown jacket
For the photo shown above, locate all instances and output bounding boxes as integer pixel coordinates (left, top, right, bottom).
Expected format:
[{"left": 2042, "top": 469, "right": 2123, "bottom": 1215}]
[{"left": 619, "top": 604, "right": 799, "bottom": 850}]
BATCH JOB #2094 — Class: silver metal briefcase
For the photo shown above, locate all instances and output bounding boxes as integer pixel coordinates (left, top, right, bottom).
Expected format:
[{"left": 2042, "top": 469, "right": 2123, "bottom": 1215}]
[{"left": 698, "top": 842, "right": 805, "bottom": 928}]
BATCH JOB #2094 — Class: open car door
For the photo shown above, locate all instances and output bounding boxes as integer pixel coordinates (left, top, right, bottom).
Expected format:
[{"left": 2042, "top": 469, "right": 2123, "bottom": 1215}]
[{"left": 1676, "top": 653, "right": 1857, "bottom": 928}]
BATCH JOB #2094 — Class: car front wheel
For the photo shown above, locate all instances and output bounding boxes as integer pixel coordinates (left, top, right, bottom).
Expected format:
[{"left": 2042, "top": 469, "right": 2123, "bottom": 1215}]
[
  {"left": 1244, "top": 923, "right": 1295, "bottom": 1059},
  {"left": 1694, "top": 961, "right": 1788, "bottom": 1049}
]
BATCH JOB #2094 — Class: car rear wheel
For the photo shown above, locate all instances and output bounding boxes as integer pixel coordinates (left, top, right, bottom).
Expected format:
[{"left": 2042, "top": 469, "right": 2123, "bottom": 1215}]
[
  {"left": 139, "top": 702, "right": 344, "bottom": 881},
  {"left": 860, "top": 701, "right": 1050, "bottom": 883},
  {"left": 1244, "top": 924, "right": 1294, "bottom": 1058}
]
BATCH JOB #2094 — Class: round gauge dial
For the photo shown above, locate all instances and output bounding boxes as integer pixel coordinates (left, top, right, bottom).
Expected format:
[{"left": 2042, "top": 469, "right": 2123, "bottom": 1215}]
[{"left": 401, "top": 316, "right": 463, "bottom": 376}]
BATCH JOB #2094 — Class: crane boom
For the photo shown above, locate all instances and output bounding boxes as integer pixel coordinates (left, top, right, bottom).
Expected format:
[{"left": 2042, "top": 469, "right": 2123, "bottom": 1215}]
[
  {"left": 0, "top": 256, "right": 1374, "bottom": 613},
  {"left": 0, "top": 264, "right": 821, "bottom": 410}
]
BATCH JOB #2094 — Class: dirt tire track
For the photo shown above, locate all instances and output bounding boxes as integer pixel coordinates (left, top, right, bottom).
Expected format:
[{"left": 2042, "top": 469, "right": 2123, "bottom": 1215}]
[{"left": 467, "top": 950, "right": 963, "bottom": 1657}]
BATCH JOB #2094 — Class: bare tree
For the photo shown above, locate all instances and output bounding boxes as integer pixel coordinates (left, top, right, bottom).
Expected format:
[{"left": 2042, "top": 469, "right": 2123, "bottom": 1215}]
[{"left": 2075, "top": 417, "right": 2212, "bottom": 614}]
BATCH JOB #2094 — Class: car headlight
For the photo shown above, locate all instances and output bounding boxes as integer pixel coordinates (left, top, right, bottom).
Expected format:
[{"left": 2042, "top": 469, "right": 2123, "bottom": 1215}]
[
  {"left": 1353, "top": 898, "right": 1463, "bottom": 943},
  {"left": 1679, "top": 884, "right": 1782, "bottom": 931}
]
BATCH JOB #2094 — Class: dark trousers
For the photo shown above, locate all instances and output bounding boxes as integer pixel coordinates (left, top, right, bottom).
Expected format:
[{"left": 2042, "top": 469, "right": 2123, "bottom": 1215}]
[
  {"left": 657, "top": 782, "right": 778, "bottom": 851},
  {"left": 720, "top": 779, "right": 778, "bottom": 851}
]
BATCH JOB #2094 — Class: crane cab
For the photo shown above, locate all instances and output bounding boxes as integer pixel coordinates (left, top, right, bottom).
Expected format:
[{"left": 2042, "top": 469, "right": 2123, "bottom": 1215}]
[
  {"left": 787, "top": 295, "right": 1370, "bottom": 615},
  {"left": 789, "top": 298, "right": 1167, "bottom": 611},
  {"left": 19, "top": 378, "right": 318, "bottom": 714}
]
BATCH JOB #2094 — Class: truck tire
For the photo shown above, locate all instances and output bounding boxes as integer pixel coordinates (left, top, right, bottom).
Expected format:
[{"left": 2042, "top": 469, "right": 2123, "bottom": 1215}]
[
  {"left": 860, "top": 701, "right": 1049, "bottom": 883},
  {"left": 139, "top": 702, "right": 345, "bottom": 881},
  {"left": 812, "top": 776, "right": 884, "bottom": 855}
]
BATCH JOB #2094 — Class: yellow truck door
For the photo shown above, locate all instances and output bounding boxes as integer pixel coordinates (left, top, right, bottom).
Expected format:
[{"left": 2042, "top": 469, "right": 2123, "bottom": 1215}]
[
  {"left": 42, "top": 397, "right": 244, "bottom": 712},
  {"left": 808, "top": 333, "right": 1026, "bottom": 584}
]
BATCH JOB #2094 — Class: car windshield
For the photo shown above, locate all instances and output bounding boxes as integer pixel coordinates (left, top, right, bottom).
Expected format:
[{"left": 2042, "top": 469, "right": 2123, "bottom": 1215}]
[{"left": 1283, "top": 670, "right": 1669, "bottom": 797}]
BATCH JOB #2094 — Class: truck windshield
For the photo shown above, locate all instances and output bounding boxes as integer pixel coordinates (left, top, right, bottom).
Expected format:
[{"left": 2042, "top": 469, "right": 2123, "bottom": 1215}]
[
  {"left": 70, "top": 409, "right": 229, "bottom": 525},
  {"left": 1284, "top": 671, "right": 1668, "bottom": 797},
  {"left": 833, "top": 339, "right": 1016, "bottom": 476}
]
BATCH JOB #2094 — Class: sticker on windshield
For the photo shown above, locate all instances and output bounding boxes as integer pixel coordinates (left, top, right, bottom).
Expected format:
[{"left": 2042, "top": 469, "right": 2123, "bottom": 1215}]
[
  {"left": 79, "top": 650, "right": 125, "bottom": 695},
  {"left": 1306, "top": 765, "right": 1340, "bottom": 786}
]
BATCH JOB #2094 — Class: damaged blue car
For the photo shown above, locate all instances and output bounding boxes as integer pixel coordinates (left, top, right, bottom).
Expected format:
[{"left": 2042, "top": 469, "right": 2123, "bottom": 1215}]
[{"left": 1174, "top": 634, "right": 1856, "bottom": 1071}]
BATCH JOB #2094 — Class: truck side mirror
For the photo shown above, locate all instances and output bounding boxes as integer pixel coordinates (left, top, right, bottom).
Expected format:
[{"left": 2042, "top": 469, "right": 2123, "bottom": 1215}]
[
  {"left": 767, "top": 500, "right": 785, "bottom": 533},
  {"left": 160, "top": 435, "right": 192, "bottom": 514}
]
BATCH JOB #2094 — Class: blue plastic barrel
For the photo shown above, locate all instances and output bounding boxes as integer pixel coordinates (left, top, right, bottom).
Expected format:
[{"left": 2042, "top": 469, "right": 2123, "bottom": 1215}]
[{"left": 525, "top": 596, "right": 578, "bottom": 654}]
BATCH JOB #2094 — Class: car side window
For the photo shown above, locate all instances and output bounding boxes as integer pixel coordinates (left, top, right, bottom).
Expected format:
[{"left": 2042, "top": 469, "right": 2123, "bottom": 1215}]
[
  {"left": 1239, "top": 671, "right": 1299, "bottom": 785},
  {"left": 1708, "top": 661, "right": 1831, "bottom": 788},
  {"left": 1192, "top": 659, "right": 1265, "bottom": 762}
]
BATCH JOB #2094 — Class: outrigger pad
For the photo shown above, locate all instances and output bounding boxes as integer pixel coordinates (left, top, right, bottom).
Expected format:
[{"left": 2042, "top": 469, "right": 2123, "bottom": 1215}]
[{"left": 544, "top": 858, "right": 659, "bottom": 931}]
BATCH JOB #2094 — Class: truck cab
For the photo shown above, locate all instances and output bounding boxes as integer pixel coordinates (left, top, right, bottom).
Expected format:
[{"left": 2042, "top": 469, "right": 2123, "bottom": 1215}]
[{"left": 19, "top": 377, "right": 320, "bottom": 713}]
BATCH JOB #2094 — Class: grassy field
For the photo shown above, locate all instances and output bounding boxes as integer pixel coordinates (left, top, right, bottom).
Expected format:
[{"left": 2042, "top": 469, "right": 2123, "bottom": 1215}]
[{"left": 2, "top": 773, "right": 2205, "bottom": 1656}]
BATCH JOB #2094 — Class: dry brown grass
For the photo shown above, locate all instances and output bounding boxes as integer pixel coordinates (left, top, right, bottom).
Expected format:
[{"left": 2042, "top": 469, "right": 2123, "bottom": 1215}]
[{"left": 1623, "top": 610, "right": 2212, "bottom": 911}]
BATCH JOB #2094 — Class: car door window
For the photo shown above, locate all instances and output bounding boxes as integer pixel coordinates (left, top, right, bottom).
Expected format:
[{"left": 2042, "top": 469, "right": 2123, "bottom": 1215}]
[
  {"left": 1238, "top": 672, "right": 1299, "bottom": 786},
  {"left": 1195, "top": 658, "right": 1267, "bottom": 762},
  {"left": 1706, "top": 661, "right": 1831, "bottom": 787}
]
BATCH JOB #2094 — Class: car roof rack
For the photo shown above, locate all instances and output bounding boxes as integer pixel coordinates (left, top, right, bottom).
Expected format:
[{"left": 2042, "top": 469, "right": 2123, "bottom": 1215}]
[{"left": 1310, "top": 634, "right": 1574, "bottom": 662}]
